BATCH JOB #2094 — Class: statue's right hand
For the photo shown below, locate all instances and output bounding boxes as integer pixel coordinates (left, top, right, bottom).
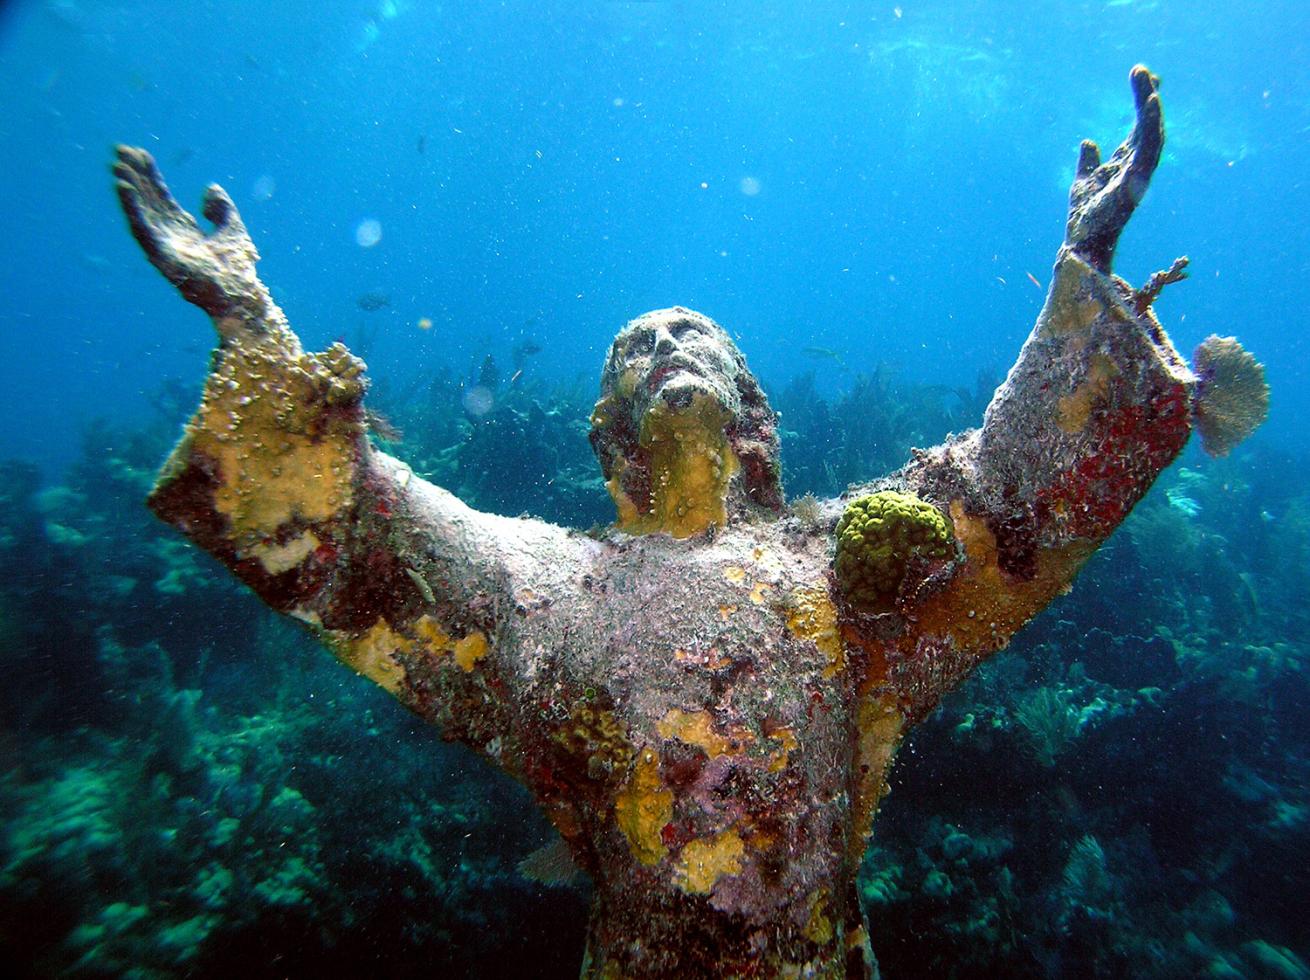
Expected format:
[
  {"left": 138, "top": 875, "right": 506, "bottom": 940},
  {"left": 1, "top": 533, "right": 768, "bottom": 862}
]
[{"left": 113, "top": 145, "right": 267, "bottom": 328}]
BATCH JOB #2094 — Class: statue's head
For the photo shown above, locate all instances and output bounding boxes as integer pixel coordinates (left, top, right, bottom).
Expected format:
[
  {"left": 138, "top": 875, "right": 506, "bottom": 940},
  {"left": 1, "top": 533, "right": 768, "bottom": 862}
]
[{"left": 589, "top": 308, "right": 784, "bottom": 537}]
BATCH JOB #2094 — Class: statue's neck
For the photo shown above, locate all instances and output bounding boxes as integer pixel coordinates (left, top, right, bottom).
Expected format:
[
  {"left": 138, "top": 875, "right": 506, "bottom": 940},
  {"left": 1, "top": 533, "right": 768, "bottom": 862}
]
[{"left": 608, "top": 392, "right": 740, "bottom": 539}]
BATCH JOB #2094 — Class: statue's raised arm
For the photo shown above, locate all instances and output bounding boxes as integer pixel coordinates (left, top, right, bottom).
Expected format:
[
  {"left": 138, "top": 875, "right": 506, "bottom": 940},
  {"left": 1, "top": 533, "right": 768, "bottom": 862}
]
[
  {"left": 871, "top": 66, "right": 1268, "bottom": 723},
  {"left": 113, "top": 147, "right": 600, "bottom": 761}
]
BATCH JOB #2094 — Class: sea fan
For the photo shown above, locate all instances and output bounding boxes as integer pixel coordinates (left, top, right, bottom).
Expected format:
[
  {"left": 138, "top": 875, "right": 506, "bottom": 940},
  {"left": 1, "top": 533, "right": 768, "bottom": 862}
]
[{"left": 1192, "top": 335, "right": 1269, "bottom": 457}]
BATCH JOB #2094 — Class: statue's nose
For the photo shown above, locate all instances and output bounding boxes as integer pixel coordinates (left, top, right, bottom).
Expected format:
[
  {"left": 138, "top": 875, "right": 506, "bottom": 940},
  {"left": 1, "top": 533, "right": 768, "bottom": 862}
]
[{"left": 654, "top": 328, "right": 677, "bottom": 355}]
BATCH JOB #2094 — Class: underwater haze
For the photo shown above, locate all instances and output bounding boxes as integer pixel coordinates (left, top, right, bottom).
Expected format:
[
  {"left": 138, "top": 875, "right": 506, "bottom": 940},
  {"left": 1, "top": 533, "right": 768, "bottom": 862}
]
[{"left": 1, "top": 1, "right": 1308, "bottom": 977}]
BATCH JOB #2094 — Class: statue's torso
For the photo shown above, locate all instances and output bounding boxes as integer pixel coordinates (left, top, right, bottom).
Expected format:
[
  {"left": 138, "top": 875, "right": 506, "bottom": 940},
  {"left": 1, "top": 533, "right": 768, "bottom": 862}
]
[{"left": 496, "top": 522, "right": 876, "bottom": 974}]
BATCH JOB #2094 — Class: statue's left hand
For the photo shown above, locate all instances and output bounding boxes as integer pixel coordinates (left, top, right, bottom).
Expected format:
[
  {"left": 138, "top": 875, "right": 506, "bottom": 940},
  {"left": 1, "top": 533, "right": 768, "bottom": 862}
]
[{"left": 1064, "top": 65, "right": 1165, "bottom": 273}]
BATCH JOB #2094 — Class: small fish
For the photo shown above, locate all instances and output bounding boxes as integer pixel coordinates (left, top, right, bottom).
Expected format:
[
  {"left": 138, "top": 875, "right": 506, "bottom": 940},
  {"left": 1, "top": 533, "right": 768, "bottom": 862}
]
[
  {"left": 357, "top": 290, "right": 390, "bottom": 311},
  {"left": 1025, "top": 271, "right": 1043, "bottom": 290},
  {"left": 416, "top": 134, "right": 426, "bottom": 155},
  {"left": 802, "top": 345, "right": 842, "bottom": 360},
  {"left": 512, "top": 339, "right": 543, "bottom": 368},
  {"left": 994, "top": 275, "right": 1007, "bottom": 286}
]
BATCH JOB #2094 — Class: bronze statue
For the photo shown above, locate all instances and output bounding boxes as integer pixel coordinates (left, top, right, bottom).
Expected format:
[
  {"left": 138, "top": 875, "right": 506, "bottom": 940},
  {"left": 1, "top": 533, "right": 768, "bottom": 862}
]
[{"left": 113, "top": 66, "right": 1266, "bottom": 978}]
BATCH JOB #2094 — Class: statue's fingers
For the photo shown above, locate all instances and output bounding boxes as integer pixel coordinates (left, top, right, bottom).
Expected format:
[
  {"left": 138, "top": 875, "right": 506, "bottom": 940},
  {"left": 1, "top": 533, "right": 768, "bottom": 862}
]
[
  {"left": 1129, "top": 68, "right": 1163, "bottom": 153},
  {"left": 112, "top": 147, "right": 244, "bottom": 318},
  {"left": 1126, "top": 67, "right": 1164, "bottom": 201},
  {"left": 114, "top": 172, "right": 161, "bottom": 260},
  {"left": 111, "top": 146, "right": 195, "bottom": 231},
  {"left": 1134, "top": 91, "right": 1164, "bottom": 157},
  {"left": 114, "top": 172, "right": 189, "bottom": 284},
  {"left": 111, "top": 145, "right": 160, "bottom": 203},
  {"left": 201, "top": 183, "right": 250, "bottom": 240},
  {"left": 1130, "top": 64, "right": 1160, "bottom": 114},
  {"left": 1076, "top": 140, "right": 1101, "bottom": 178}
]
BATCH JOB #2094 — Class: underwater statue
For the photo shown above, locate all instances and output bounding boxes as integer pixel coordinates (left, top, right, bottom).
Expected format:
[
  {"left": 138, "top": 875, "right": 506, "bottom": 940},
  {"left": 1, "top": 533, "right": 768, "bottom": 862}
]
[{"left": 113, "top": 67, "right": 1266, "bottom": 978}]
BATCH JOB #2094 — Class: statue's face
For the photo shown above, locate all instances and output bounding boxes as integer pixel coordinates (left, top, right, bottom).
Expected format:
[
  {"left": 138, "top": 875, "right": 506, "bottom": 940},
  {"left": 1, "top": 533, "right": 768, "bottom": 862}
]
[
  {"left": 607, "top": 309, "right": 741, "bottom": 414},
  {"left": 590, "top": 307, "right": 785, "bottom": 534}
]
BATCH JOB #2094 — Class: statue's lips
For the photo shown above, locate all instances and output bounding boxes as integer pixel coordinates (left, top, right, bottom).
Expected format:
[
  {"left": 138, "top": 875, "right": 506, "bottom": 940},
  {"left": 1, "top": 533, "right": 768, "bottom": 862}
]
[{"left": 646, "top": 360, "right": 703, "bottom": 393}]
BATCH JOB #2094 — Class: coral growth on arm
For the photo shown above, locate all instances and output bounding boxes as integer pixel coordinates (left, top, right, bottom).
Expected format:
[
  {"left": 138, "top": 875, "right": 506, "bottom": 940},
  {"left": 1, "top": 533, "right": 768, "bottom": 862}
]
[{"left": 1191, "top": 335, "right": 1270, "bottom": 457}]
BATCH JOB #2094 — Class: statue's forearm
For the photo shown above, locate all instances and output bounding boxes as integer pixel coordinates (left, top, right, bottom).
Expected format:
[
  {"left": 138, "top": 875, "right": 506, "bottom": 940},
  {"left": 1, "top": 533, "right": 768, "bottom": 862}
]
[
  {"left": 930, "top": 65, "right": 1192, "bottom": 546},
  {"left": 887, "top": 248, "right": 1192, "bottom": 713},
  {"left": 143, "top": 298, "right": 518, "bottom": 727},
  {"left": 971, "top": 246, "right": 1193, "bottom": 541},
  {"left": 149, "top": 345, "right": 597, "bottom": 759}
]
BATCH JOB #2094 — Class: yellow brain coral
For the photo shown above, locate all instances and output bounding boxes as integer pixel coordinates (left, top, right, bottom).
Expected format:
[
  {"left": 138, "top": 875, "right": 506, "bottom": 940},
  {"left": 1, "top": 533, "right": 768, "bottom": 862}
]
[{"left": 834, "top": 491, "right": 954, "bottom": 610}]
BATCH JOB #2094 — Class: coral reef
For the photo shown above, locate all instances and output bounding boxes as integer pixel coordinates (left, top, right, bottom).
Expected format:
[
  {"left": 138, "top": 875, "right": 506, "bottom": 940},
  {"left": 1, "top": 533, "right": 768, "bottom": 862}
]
[{"left": 0, "top": 457, "right": 585, "bottom": 976}]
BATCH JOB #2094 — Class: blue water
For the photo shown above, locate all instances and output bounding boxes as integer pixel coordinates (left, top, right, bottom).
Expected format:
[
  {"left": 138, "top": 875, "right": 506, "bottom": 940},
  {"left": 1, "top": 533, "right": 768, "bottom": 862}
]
[
  {"left": 2, "top": 1, "right": 1306, "bottom": 473},
  {"left": 2, "top": 2, "right": 1309, "bottom": 977}
]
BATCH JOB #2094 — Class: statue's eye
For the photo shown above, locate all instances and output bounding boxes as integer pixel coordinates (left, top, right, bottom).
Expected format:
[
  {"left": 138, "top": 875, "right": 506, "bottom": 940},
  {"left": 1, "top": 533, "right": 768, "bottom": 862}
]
[
  {"left": 629, "top": 333, "right": 654, "bottom": 355},
  {"left": 670, "top": 321, "right": 696, "bottom": 338}
]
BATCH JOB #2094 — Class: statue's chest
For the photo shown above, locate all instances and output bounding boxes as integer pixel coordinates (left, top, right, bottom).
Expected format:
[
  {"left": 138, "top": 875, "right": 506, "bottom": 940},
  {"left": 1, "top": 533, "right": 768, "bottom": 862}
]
[
  {"left": 522, "top": 528, "right": 853, "bottom": 779},
  {"left": 583, "top": 529, "right": 835, "bottom": 680},
  {"left": 509, "top": 528, "right": 860, "bottom": 887}
]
